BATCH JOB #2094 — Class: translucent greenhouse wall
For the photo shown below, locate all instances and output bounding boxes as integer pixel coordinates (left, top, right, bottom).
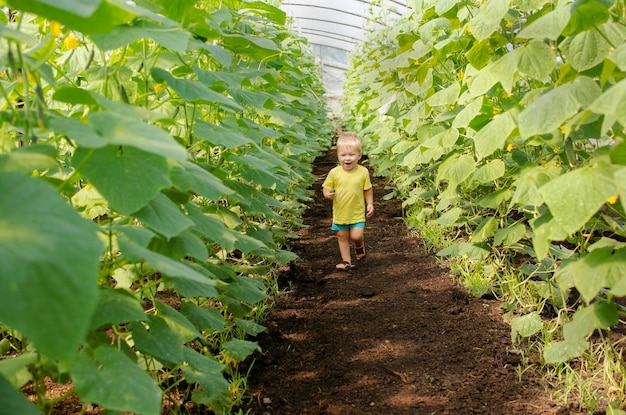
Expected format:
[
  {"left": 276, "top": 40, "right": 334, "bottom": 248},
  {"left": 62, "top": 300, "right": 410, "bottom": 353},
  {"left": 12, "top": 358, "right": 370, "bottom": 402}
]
[{"left": 281, "top": 0, "right": 410, "bottom": 119}]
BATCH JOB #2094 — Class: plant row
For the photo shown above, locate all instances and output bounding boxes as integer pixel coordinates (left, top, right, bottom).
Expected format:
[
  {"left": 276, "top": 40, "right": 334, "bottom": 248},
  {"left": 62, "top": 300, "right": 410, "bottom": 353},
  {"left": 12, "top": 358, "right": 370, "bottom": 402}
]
[
  {"left": 344, "top": 0, "right": 626, "bottom": 409},
  {"left": 0, "top": 0, "right": 332, "bottom": 414}
]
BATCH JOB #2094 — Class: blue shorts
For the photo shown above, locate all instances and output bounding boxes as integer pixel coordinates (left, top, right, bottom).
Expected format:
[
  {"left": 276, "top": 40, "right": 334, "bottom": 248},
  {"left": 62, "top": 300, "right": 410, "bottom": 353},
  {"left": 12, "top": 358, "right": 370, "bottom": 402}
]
[{"left": 331, "top": 221, "right": 365, "bottom": 231}]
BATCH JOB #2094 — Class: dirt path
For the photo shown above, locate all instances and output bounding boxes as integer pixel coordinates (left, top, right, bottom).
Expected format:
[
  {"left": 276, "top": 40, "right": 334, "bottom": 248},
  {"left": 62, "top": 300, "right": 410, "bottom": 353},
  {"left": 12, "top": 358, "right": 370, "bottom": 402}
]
[{"left": 239, "top": 151, "right": 579, "bottom": 415}]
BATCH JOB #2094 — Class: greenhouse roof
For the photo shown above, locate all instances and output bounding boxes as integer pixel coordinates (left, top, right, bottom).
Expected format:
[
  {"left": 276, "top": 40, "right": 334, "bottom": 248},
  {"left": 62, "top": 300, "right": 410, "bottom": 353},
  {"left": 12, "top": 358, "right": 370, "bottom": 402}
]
[{"left": 281, "top": 0, "right": 410, "bottom": 114}]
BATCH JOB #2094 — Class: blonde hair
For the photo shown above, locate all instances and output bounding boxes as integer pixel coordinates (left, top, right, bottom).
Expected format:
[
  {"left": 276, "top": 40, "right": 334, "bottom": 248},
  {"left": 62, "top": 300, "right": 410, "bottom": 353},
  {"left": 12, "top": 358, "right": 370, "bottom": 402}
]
[{"left": 336, "top": 132, "right": 362, "bottom": 153}]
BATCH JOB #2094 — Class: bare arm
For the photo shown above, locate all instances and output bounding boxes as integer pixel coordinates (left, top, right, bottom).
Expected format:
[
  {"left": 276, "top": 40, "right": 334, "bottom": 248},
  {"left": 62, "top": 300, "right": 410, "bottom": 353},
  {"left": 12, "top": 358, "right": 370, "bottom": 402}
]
[
  {"left": 323, "top": 187, "right": 336, "bottom": 200},
  {"left": 364, "top": 187, "right": 374, "bottom": 217}
]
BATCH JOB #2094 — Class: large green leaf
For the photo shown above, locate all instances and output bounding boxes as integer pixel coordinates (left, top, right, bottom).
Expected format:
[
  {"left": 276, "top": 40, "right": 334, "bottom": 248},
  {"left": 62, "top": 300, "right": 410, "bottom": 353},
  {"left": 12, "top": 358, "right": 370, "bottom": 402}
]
[
  {"left": 436, "top": 154, "right": 476, "bottom": 185},
  {"left": 7, "top": 0, "right": 135, "bottom": 34},
  {"left": 555, "top": 247, "right": 626, "bottom": 303},
  {"left": 0, "top": 173, "right": 102, "bottom": 360},
  {"left": 193, "top": 120, "right": 254, "bottom": 148},
  {"left": 0, "top": 374, "right": 39, "bottom": 415},
  {"left": 539, "top": 161, "right": 616, "bottom": 235},
  {"left": 559, "top": 28, "right": 610, "bottom": 72},
  {"left": 563, "top": 301, "right": 619, "bottom": 340},
  {"left": 89, "top": 287, "right": 148, "bottom": 330},
  {"left": 468, "top": 0, "right": 511, "bottom": 41},
  {"left": 221, "top": 339, "right": 261, "bottom": 362},
  {"left": 516, "top": 3, "right": 571, "bottom": 40},
  {"left": 170, "top": 161, "right": 233, "bottom": 201},
  {"left": 543, "top": 339, "right": 589, "bottom": 363},
  {"left": 91, "top": 20, "right": 190, "bottom": 52},
  {"left": 588, "top": 78, "right": 626, "bottom": 128},
  {"left": 73, "top": 145, "right": 171, "bottom": 215},
  {"left": 0, "top": 145, "right": 57, "bottom": 174},
  {"left": 71, "top": 346, "right": 161, "bottom": 415},
  {"left": 151, "top": 68, "right": 243, "bottom": 112},
  {"left": 118, "top": 235, "right": 219, "bottom": 298},
  {"left": 517, "top": 41, "right": 556, "bottom": 80},
  {"left": 133, "top": 193, "right": 194, "bottom": 239},
  {"left": 562, "top": 0, "right": 612, "bottom": 36},
  {"left": 511, "top": 312, "right": 543, "bottom": 343},
  {"left": 473, "top": 110, "right": 518, "bottom": 159}
]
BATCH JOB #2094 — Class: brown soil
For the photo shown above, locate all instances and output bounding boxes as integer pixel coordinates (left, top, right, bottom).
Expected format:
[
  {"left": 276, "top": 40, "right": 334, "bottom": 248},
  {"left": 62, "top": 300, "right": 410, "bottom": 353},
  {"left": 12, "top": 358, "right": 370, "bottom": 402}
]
[{"left": 238, "top": 151, "right": 582, "bottom": 415}]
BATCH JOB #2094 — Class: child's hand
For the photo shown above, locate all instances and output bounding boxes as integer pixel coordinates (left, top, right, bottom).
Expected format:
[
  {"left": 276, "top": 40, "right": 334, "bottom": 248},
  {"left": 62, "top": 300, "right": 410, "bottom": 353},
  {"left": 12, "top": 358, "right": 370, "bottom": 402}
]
[
  {"left": 324, "top": 188, "right": 336, "bottom": 200},
  {"left": 366, "top": 203, "right": 374, "bottom": 218}
]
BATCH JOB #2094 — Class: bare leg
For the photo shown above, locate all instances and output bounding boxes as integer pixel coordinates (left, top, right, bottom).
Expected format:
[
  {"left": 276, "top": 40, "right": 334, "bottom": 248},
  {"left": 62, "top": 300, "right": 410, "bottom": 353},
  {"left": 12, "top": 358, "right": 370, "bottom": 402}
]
[
  {"left": 351, "top": 227, "right": 366, "bottom": 259},
  {"left": 336, "top": 229, "right": 352, "bottom": 266}
]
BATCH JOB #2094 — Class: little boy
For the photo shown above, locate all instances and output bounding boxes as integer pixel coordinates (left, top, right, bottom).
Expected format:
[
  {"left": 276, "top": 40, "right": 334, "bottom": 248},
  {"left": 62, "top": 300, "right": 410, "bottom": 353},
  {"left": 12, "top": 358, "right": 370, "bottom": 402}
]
[{"left": 322, "top": 132, "right": 374, "bottom": 270}]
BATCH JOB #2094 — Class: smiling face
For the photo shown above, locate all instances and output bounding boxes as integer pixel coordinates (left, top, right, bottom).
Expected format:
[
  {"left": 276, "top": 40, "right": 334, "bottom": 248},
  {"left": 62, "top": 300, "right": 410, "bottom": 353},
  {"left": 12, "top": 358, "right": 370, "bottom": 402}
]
[{"left": 337, "top": 144, "right": 361, "bottom": 172}]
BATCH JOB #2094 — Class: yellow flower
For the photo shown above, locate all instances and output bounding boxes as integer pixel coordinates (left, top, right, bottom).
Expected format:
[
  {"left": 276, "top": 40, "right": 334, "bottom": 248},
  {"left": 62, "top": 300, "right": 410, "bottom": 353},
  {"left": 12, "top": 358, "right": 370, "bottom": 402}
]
[
  {"left": 502, "top": 91, "right": 512, "bottom": 99},
  {"left": 506, "top": 143, "right": 513, "bottom": 152},
  {"left": 465, "top": 26, "right": 471, "bottom": 34},
  {"left": 493, "top": 108, "right": 501, "bottom": 115},
  {"left": 560, "top": 125, "right": 566, "bottom": 134},
  {"left": 607, "top": 195, "right": 619, "bottom": 204},
  {"left": 51, "top": 21, "right": 62, "bottom": 37},
  {"left": 449, "top": 105, "right": 455, "bottom": 110},
  {"left": 154, "top": 83, "right": 165, "bottom": 93},
  {"left": 553, "top": 147, "right": 560, "bottom": 154},
  {"left": 457, "top": 71, "right": 464, "bottom": 79},
  {"left": 505, "top": 21, "right": 513, "bottom": 28},
  {"left": 64, "top": 34, "right": 79, "bottom": 50}
]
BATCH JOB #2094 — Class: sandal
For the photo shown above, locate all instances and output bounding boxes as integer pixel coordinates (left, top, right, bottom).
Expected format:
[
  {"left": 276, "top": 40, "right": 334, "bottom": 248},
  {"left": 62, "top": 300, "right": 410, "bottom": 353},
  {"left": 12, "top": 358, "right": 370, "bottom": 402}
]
[
  {"left": 355, "top": 245, "right": 366, "bottom": 260},
  {"left": 336, "top": 260, "right": 354, "bottom": 271}
]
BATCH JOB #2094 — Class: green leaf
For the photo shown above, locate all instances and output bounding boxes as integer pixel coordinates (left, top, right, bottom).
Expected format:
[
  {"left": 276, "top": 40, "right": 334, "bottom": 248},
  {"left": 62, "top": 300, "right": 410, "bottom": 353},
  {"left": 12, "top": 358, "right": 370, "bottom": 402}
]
[
  {"left": 516, "top": 3, "right": 572, "bottom": 40},
  {"left": 180, "top": 302, "right": 226, "bottom": 333},
  {"left": 560, "top": 28, "right": 610, "bottom": 72},
  {"left": 0, "top": 145, "right": 57, "bottom": 174},
  {"left": 133, "top": 193, "right": 194, "bottom": 239},
  {"left": 73, "top": 145, "right": 171, "bottom": 215},
  {"left": 511, "top": 164, "right": 559, "bottom": 207},
  {"left": 170, "top": 161, "right": 233, "bottom": 201},
  {"left": 518, "top": 41, "right": 556, "bottom": 80},
  {"left": 193, "top": 120, "right": 254, "bottom": 148},
  {"left": 234, "top": 318, "right": 267, "bottom": 337},
  {"left": 222, "top": 275, "right": 268, "bottom": 305},
  {"left": 426, "top": 83, "right": 460, "bottom": 107},
  {"left": 91, "top": 20, "right": 190, "bottom": 52},
  {"left": 222, "top": 339, "right": 261, "bottom": 362},
  {"left": 0, "top": 173, "right": 102, "bottom": 360},
  {"left": 469, "top": 159, "right": 506, "bottom": 184},
  {"left": 539, "top": 162, "right": 616, "bottom": 235},
  {"left": 543, "top": 339, "right": 589, "bottom": 363},
  {"left": 89, "top": 287, "right": 148, "bottom": 330},
  {"left": 151, "top": 68, "right": 243, "bottom": 112},
  {"left": 471, "top": 217, "right": 498, "bottom": 242},
  {"left": 468, "top": 0, "right": 511, "bottom": 41},
  {"left": 562, "top": 0, "right": 611, "bottom": 36},
  {"left": 511, "top": 312, "right": 543, "bottom": 343},
  {"left": 0, "top": 374, "right": 39, "bottom": 415},
  {"left": 130, "top": 303, "right": 201, "bottom": 367},
  {"left": 474, "top": 110, "right": 518, "bottom": 159},
  {"left": 7, "top": 0, "right": 135, "bottom": 34},
  {"left": 494, "top": 223, "right": 527, "bottom": 247},
  {"left": 556, "top": 247, "right": 626, "bottom": 303},
  {"left": 477, "top": 188, "right": 512, "bottom": 209},
  {"left": 588, "top": 78, "right": 626, "bottom": 128},
  {"left": 563, "top": 301, "right": 619, "bottom": 340},
  {"left": 436, "top": 207, "right": 464, "bottom": 226},
  {"left": 71, "top": 346, "right": 161, "bottom": 415},
  {"left": 436, "top": 154, "right": 476, "bottom": 185},
  {"left": 466, "top": 39, "right": 493, "bottom": 70},
  {"left": 530, "top": 211, "right": 569, "bottom": 260},
  {"left": 437, "top": 242, "right": 490, "bottom": 260},
  {"left": 118, "top": 235, "right": 218, "bottom": 298},
  {"left": 181, "top": 348, "right": 231, "bottom": 415}
]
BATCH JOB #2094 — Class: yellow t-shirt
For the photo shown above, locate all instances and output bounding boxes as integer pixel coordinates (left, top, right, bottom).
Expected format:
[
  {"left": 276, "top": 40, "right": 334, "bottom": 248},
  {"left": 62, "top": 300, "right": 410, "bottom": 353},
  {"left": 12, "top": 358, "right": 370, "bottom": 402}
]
[{"left": 322, "top": 165, "right": 372, "bottom": 225}]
